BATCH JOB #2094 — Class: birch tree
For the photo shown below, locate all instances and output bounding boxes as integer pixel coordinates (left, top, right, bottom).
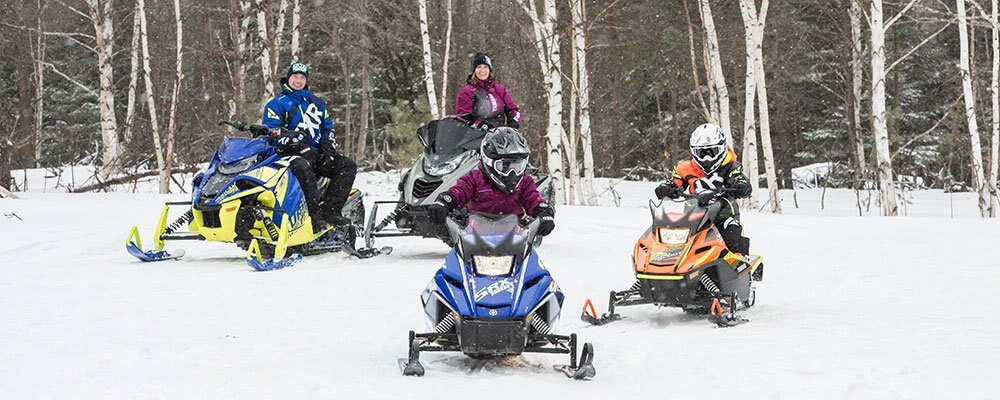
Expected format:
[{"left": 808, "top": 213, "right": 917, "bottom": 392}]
[
  {"left": 255, "top": 0, "right": 274, "bottom": 100},
  {"left": 849, "top": 0, "right": 868, "bottom": 178},
  {"left": 123, "top": 8, "right": 139, "bottom": 144},
  {"left": 162, "top": 0, "right": 184, "bottom": 194},
  {"left": 418, "top": 0, "right": 440, "bottom": 120},
  {"left": 870, "top": 0, "right": 899, "bottom": 216},
  {"left": 271, "top": 0, "right": 288, "bottom": 72},
  {"left": 438, "top": 0, "right": 453, "bottom": 118},
  {"left": 517, "top": 0, "right": 566, "bottom": 204},
  {"left": 739, "top": 0, "right": 760, "bottom": 210},
  {"left": 957, "top": 0, "right": 990, "bottom": 216},
  {"left": 571, "top": 0, "right": 596, "bottom": 205},
  {"left": 88, "top": 0, "right": 120, "bottom": 176},
  {"left": 698, "top": 0, "right": 732, "bottom": 144},
  {"left": 32, "top": 0, "right": 44, "bottom": 167},
  {"left": 992, "top": 0, "right": 1000, "bottom": 216},
  {"left": 290, "top": 0, "right": 301, "bottom": 59},
  {"left": 137, "top": 0, "right": 164, "bottom": 191}
]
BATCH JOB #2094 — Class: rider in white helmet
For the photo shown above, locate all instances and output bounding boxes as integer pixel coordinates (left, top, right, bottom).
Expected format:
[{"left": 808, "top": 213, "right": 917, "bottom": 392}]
[{"left": 654, "top": 123, "right": 753, "bottom": 258}]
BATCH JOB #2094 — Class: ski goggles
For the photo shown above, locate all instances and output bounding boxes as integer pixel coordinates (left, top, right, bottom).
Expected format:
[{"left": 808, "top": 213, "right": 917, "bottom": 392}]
[
  {"left": 491, "top": 157, "right": 528, "bottom": 176},
  {"left": 691, "top": 145, "right": 725, "bottom": 162}
]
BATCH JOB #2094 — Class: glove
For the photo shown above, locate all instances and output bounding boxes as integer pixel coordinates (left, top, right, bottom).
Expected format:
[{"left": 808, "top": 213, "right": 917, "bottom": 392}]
[
  {"left": 695, "top": 190, "right": 717, "bottom": 206},
  {"left": 654, "top": 183, "right": 682, "bottom": 200},
  {"left": 729, "top": 182, "right": 752, "bottom": 199},
  {"left": 429, "top": 193, "right": 456, "bottom": 223},
  {"left": 272, "top": 129, "right": 305, "bottom": 152},
  {"left": 532, "top": 202, "right": 555, "bottom": 236}
]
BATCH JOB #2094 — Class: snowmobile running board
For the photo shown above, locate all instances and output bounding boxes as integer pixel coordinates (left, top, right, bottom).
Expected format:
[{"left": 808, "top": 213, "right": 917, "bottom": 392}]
[{"left": 400, "top": 330, "right": 596, "bottom": 380}]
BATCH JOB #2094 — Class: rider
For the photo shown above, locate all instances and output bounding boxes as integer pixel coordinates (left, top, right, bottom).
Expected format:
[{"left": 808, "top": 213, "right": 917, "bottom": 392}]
[
  {"left": 654, "top": 123, "right": 753, "bottom": 258},
  {"left": 262, "top": 61, "right": 358, "bottom": 231},
  {"left": 455, "top": 52, "right": 523, "bottom": 129},
  {"left": 428, "top": 127, "right": 554, "bottom": 236}
]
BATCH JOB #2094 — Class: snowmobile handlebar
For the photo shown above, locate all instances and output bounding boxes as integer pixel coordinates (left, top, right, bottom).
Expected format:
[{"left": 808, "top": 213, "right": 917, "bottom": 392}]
[{"left": 219, "top": 121, "right": 271, "bottom": 137}]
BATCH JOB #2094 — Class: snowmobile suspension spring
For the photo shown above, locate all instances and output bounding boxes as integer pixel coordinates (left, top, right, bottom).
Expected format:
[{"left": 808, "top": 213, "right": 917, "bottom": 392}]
[
  {"left": 164, "top": 210, "right": 193, "bottom": 235},
  {"left": 529, "top": 313, "right": 551, "bottom": 335},
  {"left": 253, "top": 209, "right": 280, "bottom": 241},
  {"left": 700, "top": 274, "right": 720, "bottom": 292},
  {"left": 630, "top": 280, "right": 642, "bottom": 291},
  {"left": 434, "top": 313, "right": 456, "bottom": 334},
  {"left": 374, "top": 209, "right": 400, "bottom": 232}
]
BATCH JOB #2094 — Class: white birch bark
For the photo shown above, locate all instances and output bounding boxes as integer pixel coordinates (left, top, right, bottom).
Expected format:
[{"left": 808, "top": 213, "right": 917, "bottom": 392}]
[
  {"left": 698, "top": 0, "right": 732, "bottom": 145},
  {"left": 237, "top": 0, "right": 251, "bottom": 103},
  {"left": 33, "top": 0, "right": 45, "bottom": 167},
  {"left": 992, "top": 0, "right": 1000, "bottom": 217},
  {"left": 572, "top": 0, "right": 596, "bottom": 205},
  {"left": 89, "top": 0, "right": 120, "bottom": 177},
  {"left": 290, "top": 0, "right": 301, "bottom": 60},
  {"left": 124, "top": 8, "right": 139, "bottom": 144},
  {"left": 517, "top": 0, "right": 566, "bottom": 203},
  {"left": 738, "top": 0, "right": 759, "bottom": 210},
  {"left": 438, "top": 0, "right": 453, "bottom": 118},
  {"left": 256, "top": 0, "right": 274, "bottom": 100},
  {"left": 137, "top": 0, "right": 164, "bottom": 183},
  {"left": 751, "top": 0, "right": 779, "bottom": 213},
  {"left": 849, "top": 0, "right": 867, "bottom": 177},
  {"left": 870, "top": 0, "right": 899, "bottom": 215},
  {"left": 417, "top": 0, "right": 440, "bottom": 120},
  {"left": 271, "top": 0, "right": 288, "bottom": 72},
  {"left": 162, "top": 0, "right": 183, "bottom": 194},
  {"left": 957, "top": 0, "right": 989, "bottom": 216}
]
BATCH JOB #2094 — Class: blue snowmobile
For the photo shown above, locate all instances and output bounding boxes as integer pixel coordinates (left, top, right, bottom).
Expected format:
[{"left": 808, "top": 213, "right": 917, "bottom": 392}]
[
  {"left": 126, "top": 122, "right": 385, "bottom": 271},
  {"left": 400, "top": 212, "right": 596, "bottom": 379}
]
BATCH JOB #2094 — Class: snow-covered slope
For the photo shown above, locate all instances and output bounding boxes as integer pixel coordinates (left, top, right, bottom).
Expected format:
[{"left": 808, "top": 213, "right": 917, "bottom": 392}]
[{"left": 1, "top": 181, "right": 997, "bottom": 399}]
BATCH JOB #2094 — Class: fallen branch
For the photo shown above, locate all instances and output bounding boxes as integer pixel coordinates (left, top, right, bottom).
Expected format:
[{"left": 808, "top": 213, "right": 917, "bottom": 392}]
[{"left": 69, "top": 166, "right": 200, "bottom": 193}]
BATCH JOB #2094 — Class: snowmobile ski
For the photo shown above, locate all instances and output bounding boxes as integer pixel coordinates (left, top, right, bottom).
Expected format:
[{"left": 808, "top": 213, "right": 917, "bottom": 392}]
[{"left": 125, "top": 226, "right": 185, "bottom": 262}]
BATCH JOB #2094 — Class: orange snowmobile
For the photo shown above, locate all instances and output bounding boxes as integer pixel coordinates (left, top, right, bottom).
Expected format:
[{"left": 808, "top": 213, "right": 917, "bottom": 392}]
[{"left": 581, "top": 189, "right": 763, "bottom": 327}]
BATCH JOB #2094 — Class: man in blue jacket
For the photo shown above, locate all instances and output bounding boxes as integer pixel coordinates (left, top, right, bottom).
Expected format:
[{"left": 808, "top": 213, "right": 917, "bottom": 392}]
[{"left": 262, "top": 61, "right": 358, "bottom": 229}]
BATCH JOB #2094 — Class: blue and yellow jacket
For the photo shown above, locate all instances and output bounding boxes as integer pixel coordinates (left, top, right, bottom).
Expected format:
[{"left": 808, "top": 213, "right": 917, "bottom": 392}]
[{"left": 261, "top": 83, "right": 335, "bottom": 148}]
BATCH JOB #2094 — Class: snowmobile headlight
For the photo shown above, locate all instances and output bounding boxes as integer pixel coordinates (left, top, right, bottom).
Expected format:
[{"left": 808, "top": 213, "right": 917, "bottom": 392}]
[
  {"left": 217, "top": 156, "right": 258, "bottom": 174},
  {"left": 423, "top": 154, "right": 466, "bottom": 176},
  {"left": 473, "top": 255, "right": 514, "bottom": 276},
  {"left": 657, "top": 227, "right": 690, "bottom": 244}
]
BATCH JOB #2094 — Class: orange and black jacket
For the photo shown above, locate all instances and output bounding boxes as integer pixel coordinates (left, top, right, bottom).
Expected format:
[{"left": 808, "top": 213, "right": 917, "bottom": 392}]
[{"left": 669, "top": 148, "right": 752, "bottom": 197}]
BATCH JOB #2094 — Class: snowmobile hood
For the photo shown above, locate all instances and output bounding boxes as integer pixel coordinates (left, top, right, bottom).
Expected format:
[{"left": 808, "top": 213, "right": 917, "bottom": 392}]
[{"left": 217, "top": 137, "right": 271, "bottom": 164}]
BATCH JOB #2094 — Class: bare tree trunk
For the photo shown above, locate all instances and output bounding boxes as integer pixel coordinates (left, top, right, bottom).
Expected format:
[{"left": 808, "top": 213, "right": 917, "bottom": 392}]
[
  {"left": 235, "top": 0, "right": 250, "bottom": 105},
  {"left": 992, "top": 0, "right": 1000, "bottom": 217},
  {"left": 870, "top": 0, "right": 899, "bottom": 216},
  {"left": 698, "top": 0, "right": 731, "bottom": 144},
  {"left": 33, "top": 0, "right": 45, "bottom": 167},
  {"left": 137, "top": 0, "right": 164, "bottom": 182},
  {"left": 357, "top": 51, "right": 371, "bottom": 162},
  {"left": 850, "top": 0, "right": 867, "bottom": 177},
  {"left": 517, "top": 0, "right": 566, "bottom": 204},
  {"left": 271, "top": 0, "right": 288, "bottom": 72},
  {"left": 738, "top": 0, "right": 759, "bottom": 210},
  {"left": 683, "top": 0, "right": 711, "bottom": 122},
  {"left": 290, "top": 0, "right": 301, "bottom": 60},
  {"left": 438, "top": 0, "right": 453, "bottom": 118},
  {"left": 339, "top": 52, "right": 354, "bottom": 156},
  {"left": 958, "top": 0, "right": 990, "bottom": 216},
  {"left": 749, "top": 0, "right": 778, "bottom": 213},
  {"left": 572, "top": 0, "right": 595, "bottom": 205},
  {"left": 124, "top": 7, "right": 140, "bottom": 144},
  {"left": 567, "top": 32, "right": 578, "bottom": 205},
  {"left": 418, "top": 0, "right": 440, "bottom": 119},
  {"left": 256, "top": 0, "right": 274, "bottom": 100},
  {"left": 163, "top": 0, "right": 184, "bottom": 194},
  {"left": 89, "top": 0, "right": 120, "bottom": 177}
]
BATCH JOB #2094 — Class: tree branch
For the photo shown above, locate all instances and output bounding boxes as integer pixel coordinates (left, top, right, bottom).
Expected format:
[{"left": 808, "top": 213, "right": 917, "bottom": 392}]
[
  {"left": 886, "top": 22, "right": 951, "bottom": 73},
  {"left": 42, "top": 62, "right": 97, "bottom": 96},
  {"left": 884, "top": 0, "right": 920, "bottom": 31},
  {"left": 892, "top": 95, "right": 962, "bottom": 160}
]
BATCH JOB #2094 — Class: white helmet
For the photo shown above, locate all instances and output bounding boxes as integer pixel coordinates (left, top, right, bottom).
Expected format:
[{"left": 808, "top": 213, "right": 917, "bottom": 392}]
[{"left": 689, "top": 123, "right": 727, "bottom": 173}]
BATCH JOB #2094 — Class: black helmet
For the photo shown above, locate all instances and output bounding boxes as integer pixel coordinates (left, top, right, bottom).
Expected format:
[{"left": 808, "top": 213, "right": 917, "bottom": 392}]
[{"left": 480, "top": 127, "right": 530, "bottom": 194}]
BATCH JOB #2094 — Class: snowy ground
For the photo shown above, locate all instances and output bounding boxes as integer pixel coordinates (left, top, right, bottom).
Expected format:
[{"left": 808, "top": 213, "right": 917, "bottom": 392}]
[{"left": 1, "top": 172, "right": 998, "bottom": 399}]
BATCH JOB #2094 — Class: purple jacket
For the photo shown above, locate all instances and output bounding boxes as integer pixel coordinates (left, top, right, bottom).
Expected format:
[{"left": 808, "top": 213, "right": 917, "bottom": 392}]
[
  {"left": 447, "top": 163, "right": 545, "bottom": 217},
  {"left": 455, "top": 79, "right": 522, "bottom": 126}
]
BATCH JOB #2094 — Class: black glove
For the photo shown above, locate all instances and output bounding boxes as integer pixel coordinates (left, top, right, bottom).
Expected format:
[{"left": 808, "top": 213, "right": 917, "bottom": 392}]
[
  {"left": 654, "top": 183, "right": 682, "bottom": 199},
  {"left": 729, "top": 182, "right": 752, "bottom": 199},
  {"left": 272, "top": 129, "right": 306, "bottom": 153},
  {"left": 429, "top": 193, "right": 456, "bottom": 223},
  {"left": 532, "top": 202, "right": 555, "bottom": 236},
  {"left": 695, "top": 191, "right": 717, "bottom": 206}
]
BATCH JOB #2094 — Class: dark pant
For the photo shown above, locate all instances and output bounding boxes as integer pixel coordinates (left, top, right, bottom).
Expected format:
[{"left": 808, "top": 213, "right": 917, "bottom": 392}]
[
  {"left": 287, "top": 156, "right": 322, "bottom": 218},
  {"left": 714, "top": 197, "right": 750, "bottom": 255},
  {"left": 314, "top": 151, "right": 358, "bottom": 220}
]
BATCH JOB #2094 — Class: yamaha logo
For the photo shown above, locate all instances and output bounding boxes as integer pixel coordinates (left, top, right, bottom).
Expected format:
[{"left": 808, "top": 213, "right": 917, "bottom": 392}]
[{"left": 489, "top": 309, "right": 498, "bottom": 316}]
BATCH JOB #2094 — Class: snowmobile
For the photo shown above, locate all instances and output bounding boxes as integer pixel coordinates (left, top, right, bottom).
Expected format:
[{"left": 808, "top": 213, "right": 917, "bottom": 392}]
[
  {"left": 400, "top": 212, "right": 595, "bottom": 380},
  {"left": 125, "top": 122, "right": 383, "bottom": 271},
  {"left": 580, "top": 189, "right": 764, "bottom": 327},
  {"left": 361, "top": 116, "right": 554, "bottom": 251}
]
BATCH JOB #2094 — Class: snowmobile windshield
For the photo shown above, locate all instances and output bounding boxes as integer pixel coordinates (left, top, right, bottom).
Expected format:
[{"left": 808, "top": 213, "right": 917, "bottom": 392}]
[
  {"left": 650, "top": 198, "right": 717, "bottom": 234},
  {"left": 423, "top": 118, "right": 487, "bottom": 161},
  {"left": 217, "top": 137, "right": 271, "bottom": 164},
  {"left": 454, "top": 213, "right": 531, "bottom": 265}
]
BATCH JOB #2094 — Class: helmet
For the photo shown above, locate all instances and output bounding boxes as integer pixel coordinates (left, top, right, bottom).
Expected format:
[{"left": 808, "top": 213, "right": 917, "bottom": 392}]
[
  {"left": 480, "top": 127, "right": 530, "bottom": 194},
  {"left": 689, "top": 123, "right": 728, "bottom": 173}
]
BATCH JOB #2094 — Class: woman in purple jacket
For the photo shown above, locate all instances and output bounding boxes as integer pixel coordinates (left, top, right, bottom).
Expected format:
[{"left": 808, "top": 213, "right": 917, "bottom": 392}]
[
  {"left": 428, "top": 127, "right": 555, "bottom": 236},
  {"left": 455, "top": 52, "right": 523, "bottom": 129}
]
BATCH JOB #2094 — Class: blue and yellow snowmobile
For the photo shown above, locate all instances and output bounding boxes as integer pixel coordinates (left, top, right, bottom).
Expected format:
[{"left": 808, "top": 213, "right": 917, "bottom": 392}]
[{"left": 126, "top": 122, "right": 385, "bottom": 271}]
